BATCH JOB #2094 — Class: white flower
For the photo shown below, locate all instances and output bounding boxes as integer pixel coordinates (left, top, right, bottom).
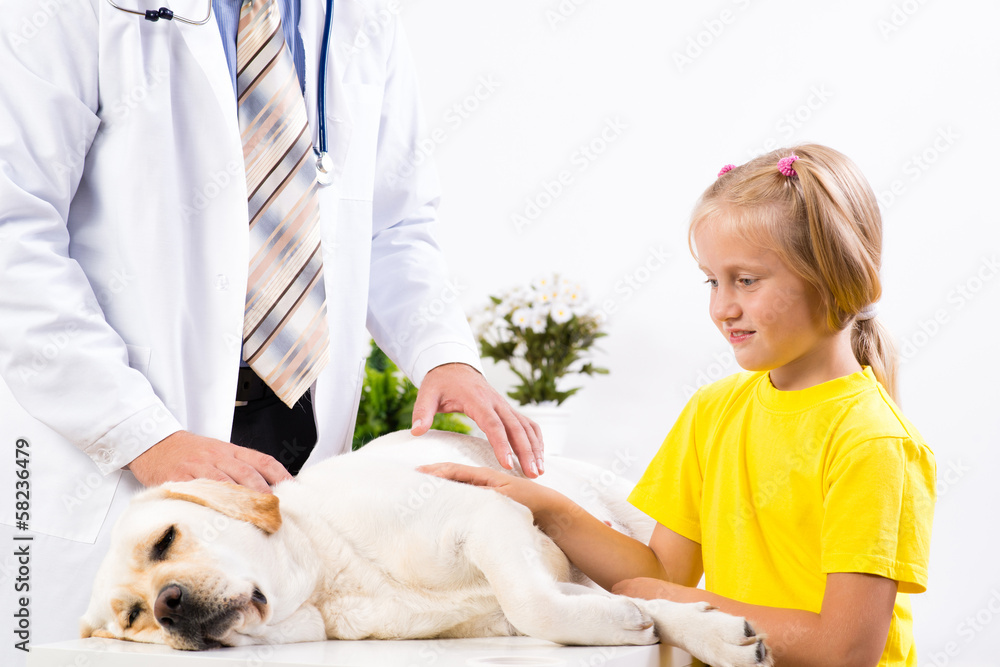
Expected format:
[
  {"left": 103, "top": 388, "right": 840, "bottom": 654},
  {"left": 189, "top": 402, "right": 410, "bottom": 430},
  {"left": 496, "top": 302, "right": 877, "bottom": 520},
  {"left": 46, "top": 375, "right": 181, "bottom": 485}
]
[
  {"left": 468, "top": 312, "right": 491, "bottom": 337},
  {"left": 531, "top": 275, "right": 553, "bottom": 292},
  {"left": 509, "top": 286, "right": 531, "bottom": 307},
  {"left": 550, "top": 301, "right": 573, "bottom": 324},
  {"left": 510, "top": 307, "right": 533, "bottom": 329},
  {"left": 529, "top": 309, "right": 548, "bottom": 333}
]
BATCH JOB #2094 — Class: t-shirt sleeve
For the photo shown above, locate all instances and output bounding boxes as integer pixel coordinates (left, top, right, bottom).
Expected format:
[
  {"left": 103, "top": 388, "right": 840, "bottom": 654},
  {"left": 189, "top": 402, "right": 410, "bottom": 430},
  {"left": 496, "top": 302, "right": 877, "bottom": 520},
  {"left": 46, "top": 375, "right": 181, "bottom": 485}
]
[
  {"left": 628, "top": 390, "right": 704, "bottom": 544},
  {"left": 821, "top": 436, "right": 936, "bottom": 594}
]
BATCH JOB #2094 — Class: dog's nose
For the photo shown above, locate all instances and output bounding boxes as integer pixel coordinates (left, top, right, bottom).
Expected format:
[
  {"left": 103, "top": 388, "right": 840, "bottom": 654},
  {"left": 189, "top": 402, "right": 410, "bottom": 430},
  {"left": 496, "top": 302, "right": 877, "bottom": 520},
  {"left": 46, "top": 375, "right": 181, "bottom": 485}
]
[{"left": 154, "top": 584, "right": 184, "bottom": 628}]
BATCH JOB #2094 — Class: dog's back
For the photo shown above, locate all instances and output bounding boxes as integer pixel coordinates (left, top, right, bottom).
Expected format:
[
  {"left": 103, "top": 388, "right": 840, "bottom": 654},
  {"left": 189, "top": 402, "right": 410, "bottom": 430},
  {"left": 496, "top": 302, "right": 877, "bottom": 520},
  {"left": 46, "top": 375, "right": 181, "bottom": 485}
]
[{"left": 343, "top": 430, "right": 654, "bottom": 543}]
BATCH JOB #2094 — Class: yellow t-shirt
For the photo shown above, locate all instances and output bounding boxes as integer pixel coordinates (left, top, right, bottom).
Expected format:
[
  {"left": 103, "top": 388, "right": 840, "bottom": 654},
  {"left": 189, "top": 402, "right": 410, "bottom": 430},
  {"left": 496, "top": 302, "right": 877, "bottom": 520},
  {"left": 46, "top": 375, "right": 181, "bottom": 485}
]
[{"left": 629, "top": 367, "right": 935, "bottom": 666}]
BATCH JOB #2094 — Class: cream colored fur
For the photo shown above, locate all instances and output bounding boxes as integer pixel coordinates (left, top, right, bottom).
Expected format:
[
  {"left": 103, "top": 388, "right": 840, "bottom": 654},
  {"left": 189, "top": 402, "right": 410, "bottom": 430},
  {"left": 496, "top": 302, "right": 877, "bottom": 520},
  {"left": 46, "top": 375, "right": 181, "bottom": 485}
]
[{"left": 81, "top": 431, "right": 770, "bottom": 666}]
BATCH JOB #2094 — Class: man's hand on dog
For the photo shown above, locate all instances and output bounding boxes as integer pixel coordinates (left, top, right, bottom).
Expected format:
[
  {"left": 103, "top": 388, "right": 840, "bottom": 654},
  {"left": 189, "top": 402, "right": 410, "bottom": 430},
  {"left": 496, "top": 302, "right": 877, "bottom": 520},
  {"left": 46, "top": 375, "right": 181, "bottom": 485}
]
[
  {"left": 127, "top": 431, "right": 292, "bottom": 494},
  {"left": 412, "top": 362, "right": 545, "bottom": 478}
]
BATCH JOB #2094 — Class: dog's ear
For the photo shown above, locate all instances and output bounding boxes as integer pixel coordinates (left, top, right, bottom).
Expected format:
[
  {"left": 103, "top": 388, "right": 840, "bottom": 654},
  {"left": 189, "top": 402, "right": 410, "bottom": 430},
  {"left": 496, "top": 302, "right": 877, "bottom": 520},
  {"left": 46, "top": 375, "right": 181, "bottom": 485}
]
[
  {"left": 81, "top": 625, "right": 117, "bottom": 640},
  {"left": 80, "top": 617, "right": 117, "bottom": 640},
  {"left": 152, "top": 480, "right": 282, "bottom": 535}
]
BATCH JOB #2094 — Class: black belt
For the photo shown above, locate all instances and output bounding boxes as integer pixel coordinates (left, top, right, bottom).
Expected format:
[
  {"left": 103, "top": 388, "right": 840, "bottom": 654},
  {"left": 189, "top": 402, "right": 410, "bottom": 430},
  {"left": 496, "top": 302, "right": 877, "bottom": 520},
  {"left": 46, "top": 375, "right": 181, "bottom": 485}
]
[
  {"left": 231, "top": 366, "right": 317, "bottom": 474},
  {"left": 235, "top": 366, "right": 273, "bottom": 406}
]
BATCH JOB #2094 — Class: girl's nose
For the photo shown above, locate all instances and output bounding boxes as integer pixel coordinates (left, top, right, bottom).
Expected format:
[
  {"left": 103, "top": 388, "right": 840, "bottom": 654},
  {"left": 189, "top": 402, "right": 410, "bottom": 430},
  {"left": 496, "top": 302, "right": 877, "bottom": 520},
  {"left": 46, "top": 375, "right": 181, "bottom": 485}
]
[{"left": 711, "top": 285, "right": 741, "bottom": 322}]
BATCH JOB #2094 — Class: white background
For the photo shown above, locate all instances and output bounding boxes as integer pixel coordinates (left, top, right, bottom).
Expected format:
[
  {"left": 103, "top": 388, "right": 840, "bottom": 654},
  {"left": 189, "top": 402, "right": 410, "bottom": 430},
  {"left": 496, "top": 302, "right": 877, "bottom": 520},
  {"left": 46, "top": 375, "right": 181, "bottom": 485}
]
[{"left": 399, "top": 0, "right": 1000, "bottom": 663}]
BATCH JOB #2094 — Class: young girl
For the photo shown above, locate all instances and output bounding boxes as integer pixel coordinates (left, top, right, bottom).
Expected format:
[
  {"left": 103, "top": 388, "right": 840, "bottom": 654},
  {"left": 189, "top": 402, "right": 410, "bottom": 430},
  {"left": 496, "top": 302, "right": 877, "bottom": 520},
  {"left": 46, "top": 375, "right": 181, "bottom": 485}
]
[{"left": 423, "top": 145, "right": 936, "bottom": 666}]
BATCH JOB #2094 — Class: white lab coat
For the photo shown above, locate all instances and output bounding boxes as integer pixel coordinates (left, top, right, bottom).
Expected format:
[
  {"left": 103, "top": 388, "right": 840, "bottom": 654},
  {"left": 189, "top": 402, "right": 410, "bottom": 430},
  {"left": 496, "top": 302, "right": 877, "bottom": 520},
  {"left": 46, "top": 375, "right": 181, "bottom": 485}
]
[{"left": 0, "top": 0, "right": 480, "bottom": 658}]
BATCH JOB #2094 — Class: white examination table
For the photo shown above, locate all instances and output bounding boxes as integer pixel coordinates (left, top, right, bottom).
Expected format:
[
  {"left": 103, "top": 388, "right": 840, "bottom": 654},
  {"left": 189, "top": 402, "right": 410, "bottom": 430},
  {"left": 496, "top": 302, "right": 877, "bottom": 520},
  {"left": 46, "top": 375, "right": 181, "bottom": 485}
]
[{"left": 28, "top": 636, "right": 695, "bottom": 666}]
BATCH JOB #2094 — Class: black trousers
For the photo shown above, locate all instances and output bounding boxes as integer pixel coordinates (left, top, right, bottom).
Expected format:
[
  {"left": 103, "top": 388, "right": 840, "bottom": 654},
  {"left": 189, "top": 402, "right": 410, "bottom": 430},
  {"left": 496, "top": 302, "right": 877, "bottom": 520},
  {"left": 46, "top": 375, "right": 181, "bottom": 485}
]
[{"left": 230, "top": 367, "right": 317, "bottom": 476}]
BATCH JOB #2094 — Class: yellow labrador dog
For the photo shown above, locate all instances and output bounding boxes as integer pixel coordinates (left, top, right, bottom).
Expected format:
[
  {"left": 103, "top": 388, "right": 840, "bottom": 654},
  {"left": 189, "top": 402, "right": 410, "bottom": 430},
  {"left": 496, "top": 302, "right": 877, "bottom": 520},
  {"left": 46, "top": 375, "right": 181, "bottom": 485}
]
[{"left": 81, "top": 431, "right": 770, "bottom": 667}]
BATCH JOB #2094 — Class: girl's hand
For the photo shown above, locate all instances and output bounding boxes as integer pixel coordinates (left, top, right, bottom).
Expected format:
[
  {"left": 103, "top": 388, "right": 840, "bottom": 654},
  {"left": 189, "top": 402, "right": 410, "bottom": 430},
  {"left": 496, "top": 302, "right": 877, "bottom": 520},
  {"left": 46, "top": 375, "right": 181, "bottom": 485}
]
[
  {"left": 417, "top": 462, "right": 554, "bottom": 514},
  {"left": 613, "top": 577, "right": 691, "bottom": 602}
]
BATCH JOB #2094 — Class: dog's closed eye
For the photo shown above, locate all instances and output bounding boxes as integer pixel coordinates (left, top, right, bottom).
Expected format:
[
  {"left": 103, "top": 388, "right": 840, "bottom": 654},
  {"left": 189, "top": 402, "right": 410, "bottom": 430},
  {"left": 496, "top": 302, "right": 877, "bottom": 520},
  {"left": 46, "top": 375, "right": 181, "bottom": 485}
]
[
  {"left": 151, "top": 526, "right": 176, "bottom": 562},
  {"left": 125, "top": 604, "right": 142, "bottom": 629}
]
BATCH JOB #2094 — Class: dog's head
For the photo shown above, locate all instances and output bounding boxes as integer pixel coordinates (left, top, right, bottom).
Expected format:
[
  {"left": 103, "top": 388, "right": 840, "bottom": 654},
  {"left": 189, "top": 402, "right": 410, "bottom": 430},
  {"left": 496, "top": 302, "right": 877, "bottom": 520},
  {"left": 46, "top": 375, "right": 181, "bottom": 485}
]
[{"left": 81, "top": 480, "right": 282, "bottom": 649}]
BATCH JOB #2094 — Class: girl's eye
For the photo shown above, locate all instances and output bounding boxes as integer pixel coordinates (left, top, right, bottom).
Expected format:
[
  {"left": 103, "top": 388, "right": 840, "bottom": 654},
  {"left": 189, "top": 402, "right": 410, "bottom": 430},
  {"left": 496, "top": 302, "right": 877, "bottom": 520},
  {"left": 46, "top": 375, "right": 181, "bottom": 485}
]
[
  {"left": 738, "top": 278, "right": 757, "bottom": 287},
  {"left": 704, "top": 278, "right": 718, "bottom": 288}
]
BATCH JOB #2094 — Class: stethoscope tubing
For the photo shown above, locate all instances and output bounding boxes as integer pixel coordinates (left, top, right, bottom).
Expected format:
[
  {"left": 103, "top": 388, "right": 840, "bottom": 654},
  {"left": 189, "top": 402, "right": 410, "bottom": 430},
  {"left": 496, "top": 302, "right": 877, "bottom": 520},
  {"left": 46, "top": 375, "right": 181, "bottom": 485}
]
[{"left": 316, "top": 0, "right": 334, "bottom": 158}]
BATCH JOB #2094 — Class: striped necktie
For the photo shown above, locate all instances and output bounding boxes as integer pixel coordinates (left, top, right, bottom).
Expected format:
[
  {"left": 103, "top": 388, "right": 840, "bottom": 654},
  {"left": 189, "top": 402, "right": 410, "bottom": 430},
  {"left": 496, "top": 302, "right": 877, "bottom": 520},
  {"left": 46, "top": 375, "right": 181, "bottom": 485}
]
[{"left": 237, "top": 0, "right": 330, "bottom": 407}]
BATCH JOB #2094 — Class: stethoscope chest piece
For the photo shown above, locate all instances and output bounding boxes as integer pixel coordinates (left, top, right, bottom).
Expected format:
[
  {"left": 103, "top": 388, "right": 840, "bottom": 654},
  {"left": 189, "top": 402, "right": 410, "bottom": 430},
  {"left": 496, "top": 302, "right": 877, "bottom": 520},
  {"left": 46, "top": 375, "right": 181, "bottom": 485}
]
[{"left": 315, "top": 151, "right": 334, "bottom": 186}]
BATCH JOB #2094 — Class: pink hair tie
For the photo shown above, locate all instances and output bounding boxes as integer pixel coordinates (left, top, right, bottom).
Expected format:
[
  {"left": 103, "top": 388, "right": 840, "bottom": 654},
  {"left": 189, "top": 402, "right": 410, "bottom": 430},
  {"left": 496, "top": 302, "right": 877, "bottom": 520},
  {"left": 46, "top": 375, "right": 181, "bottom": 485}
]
[
  {"left": 777, "top": 155, "right": 799, "bottom": 177},
  {"left": 717, "top": 164, "right": 735, "bottom": 177}
]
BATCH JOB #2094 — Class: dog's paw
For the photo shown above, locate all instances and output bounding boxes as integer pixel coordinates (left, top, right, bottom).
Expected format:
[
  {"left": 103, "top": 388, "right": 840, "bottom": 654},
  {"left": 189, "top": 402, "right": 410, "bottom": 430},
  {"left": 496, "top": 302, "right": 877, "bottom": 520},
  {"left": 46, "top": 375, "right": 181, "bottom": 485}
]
[
  {"left": 693, "top": 604, "right": 771, "bottom": 667},
  {"left": 605, "top": 598, "right": 658, "bottom": 647},
  {"left": 588, "top": 596, "right": 659, "bottom": 646},
  {"left": 548, "top": 595, "right": 658, "bottom": 646},
  {"left": 639, "top": 599, "right": 772, "bottom": 667}
]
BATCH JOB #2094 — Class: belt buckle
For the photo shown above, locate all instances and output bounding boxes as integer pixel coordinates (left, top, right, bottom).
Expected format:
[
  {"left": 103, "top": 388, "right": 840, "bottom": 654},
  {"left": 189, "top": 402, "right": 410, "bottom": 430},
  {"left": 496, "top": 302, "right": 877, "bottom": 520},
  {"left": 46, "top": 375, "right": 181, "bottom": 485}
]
[{"left": 235, "top": 366, "right": 266, "bottom": 405}]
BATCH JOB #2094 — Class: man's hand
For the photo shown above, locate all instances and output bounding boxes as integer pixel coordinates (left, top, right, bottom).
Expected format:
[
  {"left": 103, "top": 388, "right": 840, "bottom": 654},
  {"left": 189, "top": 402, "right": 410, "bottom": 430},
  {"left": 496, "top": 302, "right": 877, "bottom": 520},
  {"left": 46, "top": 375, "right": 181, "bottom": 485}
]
[
  {"left": 411, "top": 363, "right": 544, "bottom": 478},
  {"left": 127, "top": 430, "right": 293, "bottom": 494}
]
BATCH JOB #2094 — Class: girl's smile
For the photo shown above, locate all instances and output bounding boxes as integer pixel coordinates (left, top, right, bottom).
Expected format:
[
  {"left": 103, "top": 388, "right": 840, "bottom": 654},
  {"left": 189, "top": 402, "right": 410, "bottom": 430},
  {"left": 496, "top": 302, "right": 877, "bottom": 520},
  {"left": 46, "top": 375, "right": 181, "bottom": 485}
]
[{"left": 726, "top": 329, "right": 755, "bottom": 344}]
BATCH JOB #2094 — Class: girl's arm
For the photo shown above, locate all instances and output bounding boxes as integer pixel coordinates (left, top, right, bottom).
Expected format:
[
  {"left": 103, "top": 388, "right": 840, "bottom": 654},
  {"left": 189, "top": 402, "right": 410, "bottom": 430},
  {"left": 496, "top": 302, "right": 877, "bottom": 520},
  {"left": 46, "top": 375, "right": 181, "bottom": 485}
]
[
  {"left": 420, "top": 464, "right": 897, "bottom": 666},
  {"left": 418, "top": 463, "right": 700, "bottom": 589},
  {"left": 533, "top": 483, "right": 705, "bottom": 590},
  {"left": 615, "top": 572, "right": 897, "bottom": 667}
]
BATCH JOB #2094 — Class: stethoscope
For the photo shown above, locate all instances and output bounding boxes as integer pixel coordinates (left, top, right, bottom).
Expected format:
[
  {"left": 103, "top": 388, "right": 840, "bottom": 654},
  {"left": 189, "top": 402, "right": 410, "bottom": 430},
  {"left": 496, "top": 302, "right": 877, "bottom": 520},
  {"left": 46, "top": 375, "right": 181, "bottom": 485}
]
[{"left": 106, "top": 0, "right": 336, "bottom": 186}]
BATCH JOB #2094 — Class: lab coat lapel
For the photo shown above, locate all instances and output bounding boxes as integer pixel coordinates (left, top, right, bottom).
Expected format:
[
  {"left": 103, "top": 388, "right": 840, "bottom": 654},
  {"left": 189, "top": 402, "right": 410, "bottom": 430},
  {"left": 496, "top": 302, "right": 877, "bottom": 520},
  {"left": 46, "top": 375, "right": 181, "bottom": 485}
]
[
  {"left": 173, "top": 12, "right": 239, "bottom": 128},
  {"left": 300, "top": 0, "right": 364, "bottom": 184}
]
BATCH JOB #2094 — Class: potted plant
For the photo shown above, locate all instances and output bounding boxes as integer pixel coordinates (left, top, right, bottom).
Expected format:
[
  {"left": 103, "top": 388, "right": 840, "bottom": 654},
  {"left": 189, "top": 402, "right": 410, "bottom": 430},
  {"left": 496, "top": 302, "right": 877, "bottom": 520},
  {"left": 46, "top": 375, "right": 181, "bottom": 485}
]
[
  {"left": 352, "top": 340, "right": 471, "bottom": 450},
  {"left": 471, "top": 274, "right": 608, "bottom": 453}
]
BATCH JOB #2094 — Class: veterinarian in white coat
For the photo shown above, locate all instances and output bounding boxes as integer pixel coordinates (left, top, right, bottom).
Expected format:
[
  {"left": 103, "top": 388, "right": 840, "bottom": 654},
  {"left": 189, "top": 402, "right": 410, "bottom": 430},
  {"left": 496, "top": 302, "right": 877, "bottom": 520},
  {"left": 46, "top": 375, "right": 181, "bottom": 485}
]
[{"left": 0, "top": 1, "right": 538, "bottom": 663}]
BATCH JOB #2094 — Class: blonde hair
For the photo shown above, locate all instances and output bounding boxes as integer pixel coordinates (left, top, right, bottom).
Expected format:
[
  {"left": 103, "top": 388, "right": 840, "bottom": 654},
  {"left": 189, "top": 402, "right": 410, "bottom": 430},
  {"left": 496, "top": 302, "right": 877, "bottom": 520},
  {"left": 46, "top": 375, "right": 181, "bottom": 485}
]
[{"left": 689, "top": 144, "right": 899, "bottom": 400}]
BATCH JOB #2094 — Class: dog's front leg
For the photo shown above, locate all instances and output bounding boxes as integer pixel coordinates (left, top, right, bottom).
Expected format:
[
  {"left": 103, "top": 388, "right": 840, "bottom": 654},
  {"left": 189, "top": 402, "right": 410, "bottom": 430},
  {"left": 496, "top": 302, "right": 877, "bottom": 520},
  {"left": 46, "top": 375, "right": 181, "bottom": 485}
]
[
  {"left": 633, "top": 598, "right": 772, "bottom": 667},
  {"left": 461, "top": 498, "right": 656, "bottom": 646},
  {"left": 233, "top": 604, "right": 327, "bottom": 646}
]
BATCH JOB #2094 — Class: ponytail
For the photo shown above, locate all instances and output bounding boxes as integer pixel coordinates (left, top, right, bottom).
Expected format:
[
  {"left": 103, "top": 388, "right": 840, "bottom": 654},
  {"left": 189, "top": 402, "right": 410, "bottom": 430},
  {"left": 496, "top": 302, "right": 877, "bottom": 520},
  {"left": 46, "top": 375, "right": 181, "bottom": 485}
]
[
  {"left": 794, "top": 148, "right": 901, "bottom": 403},
  {"left": 851, "top": 316, "right": 899, "bottom": 404}
]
